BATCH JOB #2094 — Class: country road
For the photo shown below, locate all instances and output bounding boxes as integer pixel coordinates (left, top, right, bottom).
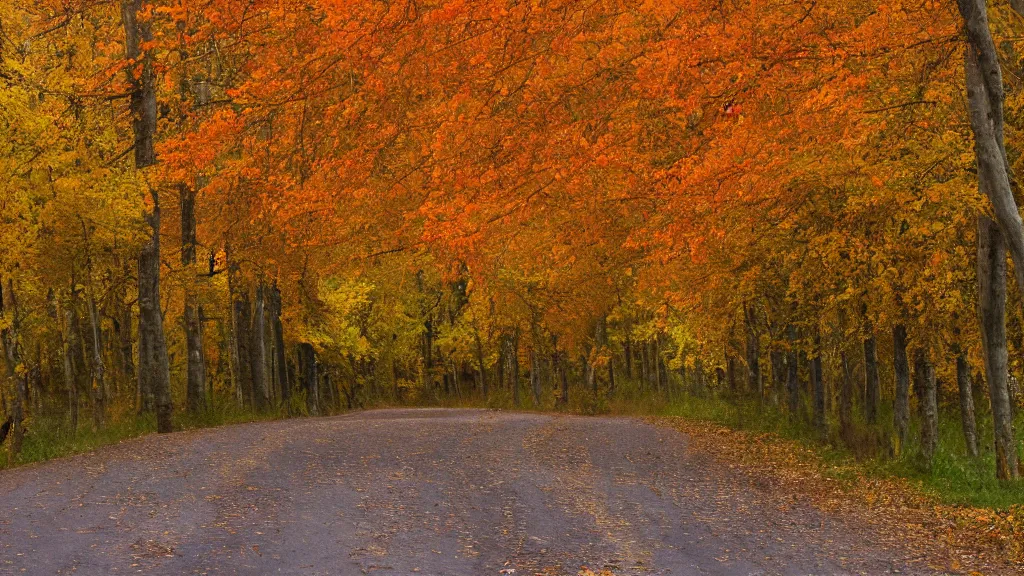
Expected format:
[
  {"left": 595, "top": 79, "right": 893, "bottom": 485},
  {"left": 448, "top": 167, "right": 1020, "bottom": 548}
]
[{"left": 0, "top": 409, "right": 955, "bottom": 575}]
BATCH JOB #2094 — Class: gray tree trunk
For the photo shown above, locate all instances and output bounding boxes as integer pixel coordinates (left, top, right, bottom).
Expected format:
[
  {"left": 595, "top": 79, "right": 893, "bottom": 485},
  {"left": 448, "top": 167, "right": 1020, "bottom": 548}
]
[
  {"left": 915, "top": 349, "right": 938, "bottom": 467},
  {"left": 529, "top": 347, "right": 541, "bottom": 406},
  {"left": 233, "top": 288, "right": 254, "bottom": 408},
  {"left": 57, "top": 299, "right": 79, "bottom": 432},
  {"left": 180, "top": 184, "right": 206, "bottom": 413},
  {"left": 977, "top": 216, "right": 1020, "bottom": 480},
  {"left": 123, "top": 0, "right": 170, "bottom": 433},
  {"left": 863, "top": 332, "right": 879, "bottom": 425},
  {"left": 298, "top": 343, "right": 319, "bottom": 415},
  {"left": 811, "top": 333, "right": 825, "bottom": 439},
  {"left": 893, "top": 324, "right": 910, "bottom": 453},
  {"left": 745, "top": 305, "right": 760, "bottom": 397},
  {"left": 786, "top": 326, "right": 799, "bottom": 417},
  {"left": 957, "top": 354, "right": 979, "bottom": 457},
  {"left": 1, "top": 280, "right": 25, "bottom": 455},
  {"left": 839, "top": 350, "right": 854, "bottom": 442},
  {"left": 251, "top": 283, "right": 268, "bottom": 410},
  {"left": 271, "top": 284, "right": 288, "bottom": 405}
]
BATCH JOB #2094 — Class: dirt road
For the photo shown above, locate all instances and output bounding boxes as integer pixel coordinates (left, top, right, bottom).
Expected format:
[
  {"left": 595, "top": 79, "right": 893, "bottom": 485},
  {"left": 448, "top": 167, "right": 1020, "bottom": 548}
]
[{"left": 0, "top": 409, "right": 957, "bottom": 575}]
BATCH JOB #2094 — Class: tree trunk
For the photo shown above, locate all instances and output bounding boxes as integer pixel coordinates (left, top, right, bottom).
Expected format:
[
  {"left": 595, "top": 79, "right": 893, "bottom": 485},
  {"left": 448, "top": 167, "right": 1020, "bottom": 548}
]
[
  {"left": 271, "top": 284, "right": 288, "bottom": 406},
  {"left": 811, "top": 333, "right": 825, "bottom": 439},
  {"left": 58, "top": 299, "right": 79, "bottom": 432},
  {"left": 977, "top": 216, "right": 1020, "bottom": 480},
  {"left": 745, "top": 305, "right": 760, "bottom": 397},
  {"left": 509, "top": 329, "right": 520, "bottom": 406},
  {"left": 298, "top": 343, "right": 319, "bottom": 415},
  {"left": 234, "top": 288, "right": 254, "bottom": 408},
  {"left": 863, "top": 332, "right": 879, "bottom": 425},
  {"left": 786, "top": 326, "right": 799, "bottom": 418},
  {"left": 1, "top": 280, "right": 25, "bottom": 455},
  {"left": 915, "top": 349, "right": 938, "bottom": 467},
  {"left": 251, "top": 283, "right": 268, "bottom": 410},
  {"left": 959, "top": 2, "right": 1024, "bottom": 307},
  {"left": 474, "top": 328, "right": 487, "bottom": 398},
  {"left": 624, "top": 336, "right": 633, "bottom": 380},
  {"left": 957, "top": 354, "right": 979, "bottom": 457},
  {"left": 726, "top": 354, "right": 737, "bottom": 394},
  {"left": 180, "top": 184, "right": 206, "bottom": 413},
  {"left": 893, "top": 324, "right": 910, "bottom": 453},
  {"left": 839, "top": 350, "right": 854, "bottom": 442},
  {"left": 560, "top": 353, "right": 569, "bottom": 405},
  {"left": 85, "top": 280, "right": 106, "bottom": 429},
  {"left": 124, "top": 0, "right": 170, "bottom": 433}
]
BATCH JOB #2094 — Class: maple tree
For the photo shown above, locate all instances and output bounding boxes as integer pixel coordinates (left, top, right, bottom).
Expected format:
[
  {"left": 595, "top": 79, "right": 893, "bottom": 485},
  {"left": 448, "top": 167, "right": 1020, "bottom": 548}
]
[{"left": 1, "top": 0, "right": 1022, "bottom": 491}]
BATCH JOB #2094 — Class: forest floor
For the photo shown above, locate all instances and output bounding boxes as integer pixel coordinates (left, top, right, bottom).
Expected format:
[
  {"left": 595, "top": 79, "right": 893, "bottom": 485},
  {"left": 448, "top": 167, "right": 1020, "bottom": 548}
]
[{"left": 0, "top": 408, "right": 1015, "bottom": 575}]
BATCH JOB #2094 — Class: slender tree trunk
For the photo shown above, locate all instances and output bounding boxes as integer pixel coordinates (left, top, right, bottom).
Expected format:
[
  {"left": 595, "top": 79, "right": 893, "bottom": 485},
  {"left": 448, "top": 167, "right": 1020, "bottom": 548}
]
[
  {"left": 954, "top": 354, "right": 979, "bottom": 457},
  {"left": 298, "top": 343, "right": 319, "bottom": 416},
  {"left": 530, "top": 347, "right": 541, "bottom": 406},
  {"left": 726, "top": 354, "right": 737, "bottom": 394},
  {"left": 839, "top": 350, "right": 854, "bottom": 442},
  {"left": 560, "top": 353, "right": 569, "bottom": 405},
  {"left": 811, "top": 333, "right": 825, "bottom": 439},
  {"left": 251, "top": 283, "right": 268, "bottom": 410},
  {"left": 624, "top": 336, "right": 633, "bottom": 380},
  {"left": 786, "top": 326, "right": 799, "bottom": 418},
  {"left": 977, "top": 216, "right": 1020, "bottom": 480},
  {"left": 271, "top": 284, "right": 288, "bottom": 406},
  {"left": 180, "top": 184, "right": 206, "bottom": 413},
  {"left": 509, "top": 329, "right": 520, "bottom": 406},
  {"left": 608, "top": 352, "right": 616, "bottom": 396},
  {"left": 474, "top": 328, "right": 487, "bottom": 398},
  {"left": 85, "top": 281, "right": 106, "bottom": 429},
  {"left": 915, "top": 349, "right": 938, "bottom": 467},
  {"left": 58, "top": 300, "right": 79, "bottom": 432},
  {"left": 654, "top": 337, "right": 664, "bottom": 393},
  {"left": 745, "top": 304, "right": 760, "bottom": 397},
  {"left": 234, "top": 288, "right": 254, "bottom": 408},
  {"left": 893, "top": 324, "right": 910, "bottom": 453},
  {"left": 863, "top": 332, "right": 880, "bottom": 425}
]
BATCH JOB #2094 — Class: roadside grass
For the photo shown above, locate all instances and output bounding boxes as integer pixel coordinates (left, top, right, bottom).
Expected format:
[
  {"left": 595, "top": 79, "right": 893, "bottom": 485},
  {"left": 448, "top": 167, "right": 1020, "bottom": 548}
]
[
  {"left": 4, "top": 380, "right": 1022, "bottom": 511},
  {"left": 0, "top": 399, "right": 287, "bottom": 470}
]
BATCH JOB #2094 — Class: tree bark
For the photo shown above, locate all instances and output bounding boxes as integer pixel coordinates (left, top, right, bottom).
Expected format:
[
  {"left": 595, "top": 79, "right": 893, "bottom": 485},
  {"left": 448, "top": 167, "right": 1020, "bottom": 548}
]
[
  {"left": 508, "top": 329, "right": 520, "bottom": 406},
  {"left": 959, "top": 2, "right": 1024, "bottom": 301},
  {"left": 298, "top": 342, "right": 319, "bottom": 415},
  {"left": 180, "top": 184, "right": 206, "bottom": 413},
  {"left": 529, "top": 347, "right": 541, "bottom": 406},
  {"left": 893, "top": 324, "right": 910, "bottom": 453},
  {"left": 234, "top": 288, "right": 254, "bottom": 408},
  {"left": 474, "top": 327, "right": 487, "bottom": 398},
  {"left": 977, "top": 215, "right": 1020, "bottom": 480},
  {"left": 745, "top": 304, "right": 760, "bottom": 397},
  {"left": 839, "top": 350, "right": 854, "bottom": 442},
  {"left": 786, "top": 325, "right": 799, "bottom": 418},
  {"left": 811, "top": 333, "right": 825, "bottom": 439},
  {"left": 271, "top": 283, "right": 288, "bottom": 405},
  {"left": 57, "top": 299, "right": 79, "bottom": 432},
  {"left": 251, "top": 283, "right": 268, "bottom": 410},
  {"left": 124, "top": 0, "right": 171, "bottom": 433},
  {"left": 914, "top": 348, "right": 939, "bottom": 467},
  {"left": 1, "top": 280, "right": 26, "bottom": 455},
  {"left": 863, "top": 332, "right": 880, "bottom": 425},
  {"left": 957, "top": 354, "right": 979, "bottom": 457}
]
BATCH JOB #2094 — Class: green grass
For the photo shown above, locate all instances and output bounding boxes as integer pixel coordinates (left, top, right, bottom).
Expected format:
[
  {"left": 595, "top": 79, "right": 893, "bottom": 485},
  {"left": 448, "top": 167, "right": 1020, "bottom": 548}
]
[
  {"left": 647, "top": 387, "right": 1024, "bottom": 509},
  {"left": 1, "top": 398, "right": 290, "bottom": 471}
]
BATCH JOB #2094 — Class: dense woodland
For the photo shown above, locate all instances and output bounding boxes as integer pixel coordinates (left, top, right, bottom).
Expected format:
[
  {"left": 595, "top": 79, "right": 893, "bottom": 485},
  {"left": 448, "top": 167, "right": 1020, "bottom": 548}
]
[{"left": 1, "top": 0, "right": 1023, "bottom": 483}]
